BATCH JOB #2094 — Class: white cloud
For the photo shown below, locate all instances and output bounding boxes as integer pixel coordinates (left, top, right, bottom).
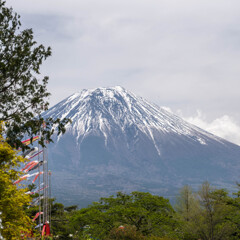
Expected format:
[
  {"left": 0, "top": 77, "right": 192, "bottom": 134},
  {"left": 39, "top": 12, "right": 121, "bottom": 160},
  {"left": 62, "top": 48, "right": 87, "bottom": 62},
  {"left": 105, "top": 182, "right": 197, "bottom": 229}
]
[
  {"left": 178, "top": 110, "right": 240, "bottom": 146},
  {"left": 161, "top": 106, "right": 174, "bottom": 114}
]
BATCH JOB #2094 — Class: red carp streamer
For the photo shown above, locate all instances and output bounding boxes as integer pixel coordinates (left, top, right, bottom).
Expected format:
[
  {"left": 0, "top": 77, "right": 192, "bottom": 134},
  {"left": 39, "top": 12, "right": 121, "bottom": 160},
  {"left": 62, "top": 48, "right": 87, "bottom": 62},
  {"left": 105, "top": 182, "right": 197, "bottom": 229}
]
[{"left": 32, "top": 212, "right": 43, "bottom": 221}]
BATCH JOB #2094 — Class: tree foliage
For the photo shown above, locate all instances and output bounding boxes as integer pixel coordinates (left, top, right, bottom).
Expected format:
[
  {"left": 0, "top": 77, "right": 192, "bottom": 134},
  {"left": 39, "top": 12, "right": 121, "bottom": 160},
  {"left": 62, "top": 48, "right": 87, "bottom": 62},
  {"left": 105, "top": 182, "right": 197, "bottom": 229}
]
[
  {"left": 0, "top": 125, "right": 32, "bottom": 239},
  {"left": 70, "top": 192, "right": 180, "bottom": 239},
  {"left": 35, "top": 185, "right": 240, "bottom": 240},
  {"left": 176, "top": 182, "right": 240, "bottom": 240},
  {"left": 0, "top": 0, "right": 70, "bottom": 148},
  {"left": 175, "top": 185, "right": 199, "bottom": 223}
]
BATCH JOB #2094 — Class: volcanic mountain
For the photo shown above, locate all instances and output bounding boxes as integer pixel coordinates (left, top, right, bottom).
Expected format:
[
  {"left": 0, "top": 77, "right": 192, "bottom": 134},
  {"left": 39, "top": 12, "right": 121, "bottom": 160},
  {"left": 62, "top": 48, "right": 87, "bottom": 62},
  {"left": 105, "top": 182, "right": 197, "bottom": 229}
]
[{"left": 43, "top": 86, "right": 240, "bottom": 206}]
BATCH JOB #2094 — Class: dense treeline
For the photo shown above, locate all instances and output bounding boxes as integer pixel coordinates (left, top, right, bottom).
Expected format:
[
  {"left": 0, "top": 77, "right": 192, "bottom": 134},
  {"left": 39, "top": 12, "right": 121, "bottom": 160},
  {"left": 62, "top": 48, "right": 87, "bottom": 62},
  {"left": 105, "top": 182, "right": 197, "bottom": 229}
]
[{"left": 49, "top": 183, "right": 240, "bottom": 240}]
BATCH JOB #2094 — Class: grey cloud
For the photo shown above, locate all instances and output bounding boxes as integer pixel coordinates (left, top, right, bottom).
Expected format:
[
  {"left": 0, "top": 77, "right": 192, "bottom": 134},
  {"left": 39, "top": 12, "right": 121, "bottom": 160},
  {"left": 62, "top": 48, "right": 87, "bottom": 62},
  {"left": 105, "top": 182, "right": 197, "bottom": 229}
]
[{"left": 5, "top": 0, "right": 240, "bottom": 125}]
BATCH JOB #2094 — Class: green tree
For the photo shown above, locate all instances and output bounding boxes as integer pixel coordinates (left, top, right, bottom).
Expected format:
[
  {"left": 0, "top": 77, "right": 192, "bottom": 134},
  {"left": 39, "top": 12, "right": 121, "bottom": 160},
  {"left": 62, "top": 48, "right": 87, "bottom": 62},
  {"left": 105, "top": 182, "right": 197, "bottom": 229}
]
[
  {"left": 176, "top": 182, "right": 238, "bottom": 240},
  {"left": 70, "top": 192, "right": 180, "bottom": 239},
  {"left": 224, "top": 183, "right": 240, "bottom": 239},
  {"left": 50, "top": 201, "right": 78, "bottom": 239},
  {"left": 175, "top": 185, "right": 201, "bottom": 239},
  {"left": 0, "top": 0, "right": 70, "bottom": 148},
  {"left": 196, "top": 182, "right": 236, "bottom": 240},
  {"left": 0, "top": 126, "right": 33, "bottom": 239},
  {"left": 175, "top": 185, "right": 199, "bottom": 222}
]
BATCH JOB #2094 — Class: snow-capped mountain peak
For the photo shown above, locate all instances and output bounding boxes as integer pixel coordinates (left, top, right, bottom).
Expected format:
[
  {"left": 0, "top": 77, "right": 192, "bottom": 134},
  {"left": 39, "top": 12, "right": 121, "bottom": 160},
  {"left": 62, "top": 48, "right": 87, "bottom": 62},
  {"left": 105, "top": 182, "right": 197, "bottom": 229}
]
[{"left": 44, "top": 86, "right": 224, "bottom": 149}]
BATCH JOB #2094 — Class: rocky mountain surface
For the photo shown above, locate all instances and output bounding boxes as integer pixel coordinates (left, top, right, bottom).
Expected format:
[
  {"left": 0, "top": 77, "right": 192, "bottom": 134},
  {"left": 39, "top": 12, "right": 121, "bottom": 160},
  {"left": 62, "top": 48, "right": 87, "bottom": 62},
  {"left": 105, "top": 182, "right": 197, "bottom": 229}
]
[{"left": 43, "top": 86, "right": 240, "bottom": 206}]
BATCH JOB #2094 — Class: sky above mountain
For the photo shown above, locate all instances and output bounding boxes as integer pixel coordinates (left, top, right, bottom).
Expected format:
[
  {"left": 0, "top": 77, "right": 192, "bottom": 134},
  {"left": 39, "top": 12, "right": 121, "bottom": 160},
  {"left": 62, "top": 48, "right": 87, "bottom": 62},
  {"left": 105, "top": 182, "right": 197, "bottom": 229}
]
[{"left": 6, "top": 0, "right": 240, "bottom": 145}]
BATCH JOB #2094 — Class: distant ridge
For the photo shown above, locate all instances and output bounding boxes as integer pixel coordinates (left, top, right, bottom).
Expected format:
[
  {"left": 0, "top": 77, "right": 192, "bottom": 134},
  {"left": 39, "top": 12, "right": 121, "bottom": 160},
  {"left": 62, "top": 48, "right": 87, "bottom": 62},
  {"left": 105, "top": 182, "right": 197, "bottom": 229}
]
[{"left": 43, "top": 86, "right": 240, "bottom": 206}]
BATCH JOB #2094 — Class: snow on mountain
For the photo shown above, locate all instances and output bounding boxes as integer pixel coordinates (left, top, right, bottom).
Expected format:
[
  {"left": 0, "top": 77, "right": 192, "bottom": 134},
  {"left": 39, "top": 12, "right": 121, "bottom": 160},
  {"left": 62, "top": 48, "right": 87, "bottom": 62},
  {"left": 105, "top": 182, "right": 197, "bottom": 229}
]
[
  {"left": 45, "top": 86, "right": 225, "bottom": 152},
  {"left": 43, "top": 86, "right": 240, "bottom": 206}
]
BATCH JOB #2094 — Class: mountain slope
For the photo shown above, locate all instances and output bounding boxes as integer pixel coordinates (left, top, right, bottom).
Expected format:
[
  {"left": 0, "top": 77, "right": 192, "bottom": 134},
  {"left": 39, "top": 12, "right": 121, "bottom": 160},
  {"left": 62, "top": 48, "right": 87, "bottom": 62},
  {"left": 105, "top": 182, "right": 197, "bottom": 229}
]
[{"left": 43, "top": 86, "right": 240, "bottom": 206}]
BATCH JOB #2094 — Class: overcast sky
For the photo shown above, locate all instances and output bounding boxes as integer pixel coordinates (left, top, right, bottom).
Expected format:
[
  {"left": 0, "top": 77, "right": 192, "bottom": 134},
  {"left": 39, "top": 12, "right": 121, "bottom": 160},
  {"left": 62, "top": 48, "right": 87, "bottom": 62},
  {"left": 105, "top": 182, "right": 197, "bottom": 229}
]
[{"left": 6, "top": 0, "right": 240, "bottom": 145}]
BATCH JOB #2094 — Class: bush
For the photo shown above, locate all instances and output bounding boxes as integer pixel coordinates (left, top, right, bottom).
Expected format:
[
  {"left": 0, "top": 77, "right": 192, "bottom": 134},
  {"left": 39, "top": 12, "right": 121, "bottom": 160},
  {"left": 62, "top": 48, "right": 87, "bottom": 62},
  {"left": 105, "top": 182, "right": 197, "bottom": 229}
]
[{"left": 107, "top": 225, "right": 145, "bottom": 240}]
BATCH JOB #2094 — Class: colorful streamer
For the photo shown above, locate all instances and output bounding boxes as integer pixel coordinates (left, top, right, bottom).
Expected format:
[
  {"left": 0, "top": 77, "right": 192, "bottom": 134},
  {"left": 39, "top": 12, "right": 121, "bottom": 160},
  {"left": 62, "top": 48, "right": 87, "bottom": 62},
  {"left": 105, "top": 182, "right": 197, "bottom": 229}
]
[
  {"left": 26, "top": 150, "right": 43, "bottom": 160},
  {"left": 32, "top": 171, "right": 43, "bottom": 183},
  {"left": 21, "top": 136, "right": 39, "bottom": 146},
  {"left": 31, "top": 196, "right": 44, "bottom": 206},
  {"left": 13, "top": 174, "right": 29, "bottom": 184},
  {"left": 27, "top": 161, "right": 43, "bottom": 173},
  {"left": 34, "top": 223, "right": 43, "bottom": 229},
  {"left": 23, "top": 161, "right": 38, "bottom": 173},
  {"left": 22, "top": 147, "right": 38, "bottom": 158},
  {"left": 32, "top": 212, "right": 43, "bottom": 221},
  {"left": 42, "top": 222, "right": 50, "bottom": 236},
  {"left": 25, "top": 185, "right": 48, "bottom": 195},
  {"left": 14, "top": 171, "right": 43, "bottom": 184},
  {"left": 21, "top": 160, "right": 37, "bottom": 172}
]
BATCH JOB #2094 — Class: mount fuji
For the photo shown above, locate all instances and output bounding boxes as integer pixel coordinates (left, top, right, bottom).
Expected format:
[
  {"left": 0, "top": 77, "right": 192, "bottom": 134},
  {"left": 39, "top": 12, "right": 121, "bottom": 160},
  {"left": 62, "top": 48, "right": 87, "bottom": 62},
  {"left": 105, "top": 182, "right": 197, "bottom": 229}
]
[{"left": 43, "top": 86, "right": 240, "bottom": 206}]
